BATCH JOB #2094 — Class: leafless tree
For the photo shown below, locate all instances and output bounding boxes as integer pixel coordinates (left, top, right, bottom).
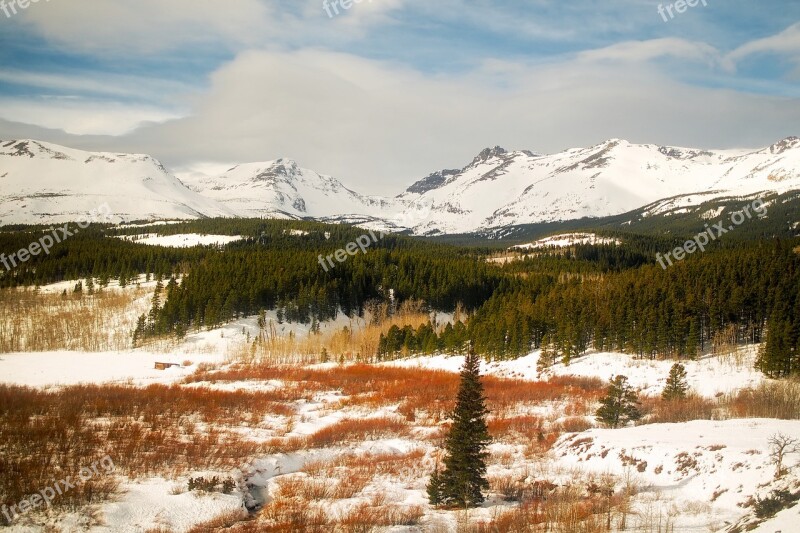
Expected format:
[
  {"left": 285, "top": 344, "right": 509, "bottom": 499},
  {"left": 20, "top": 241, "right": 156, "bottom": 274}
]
[{"left": 768, "top": 432, "right": 800, "bottom": 479}]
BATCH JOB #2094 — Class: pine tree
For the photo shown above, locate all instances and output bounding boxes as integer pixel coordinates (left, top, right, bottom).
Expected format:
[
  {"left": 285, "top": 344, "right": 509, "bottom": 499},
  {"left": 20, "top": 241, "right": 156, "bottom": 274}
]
[
  {"left": 596, "top": 375, "right": 642, "bottom": 429},
  {"left": 662, "top": 363, "right": 689, "bottom": 401},
  {"left": 148, "top": 280, "right": 163, "bottom": 334},
  {"left": 429, "top": 344, "right": 491, "bottom": 508},
  {"left": 757, "top": 304, "right": 799, "bottom": 378},
  {"left": 132, "top": 315, "right": 147, "bottom": 347},
  {"left": 426, "top": 464, "right": 443, "bottom": 505},
  {"left": 686, "top": 320, "right": 700, "bottom": 359}
]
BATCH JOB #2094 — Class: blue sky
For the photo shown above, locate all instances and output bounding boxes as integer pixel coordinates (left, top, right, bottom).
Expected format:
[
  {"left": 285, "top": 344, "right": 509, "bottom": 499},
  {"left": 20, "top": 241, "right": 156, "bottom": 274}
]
[{"left": 0, "top": 0, "right": 798, "bottom": 194}]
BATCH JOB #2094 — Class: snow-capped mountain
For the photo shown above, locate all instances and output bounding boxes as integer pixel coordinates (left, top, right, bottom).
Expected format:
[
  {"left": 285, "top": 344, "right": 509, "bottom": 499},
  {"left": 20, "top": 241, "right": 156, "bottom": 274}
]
[
  {"left": 0, "top": 140, "right": 235, "bottom": 225},
  {"left": 2, "top": 137, "right": 800, "bottom": 235},
  {"left": 400, "top": 137, "right": 800, "bottom": 235},
  {"left": 181, "top": 158, "right": 397, "bottom": 220}
]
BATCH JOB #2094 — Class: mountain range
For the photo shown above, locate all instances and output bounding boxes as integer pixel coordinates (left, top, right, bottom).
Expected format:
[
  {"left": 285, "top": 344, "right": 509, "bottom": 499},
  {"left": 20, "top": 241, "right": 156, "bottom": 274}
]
[{"left": 2, "top": 137, "right": 799, "bottom": 236}]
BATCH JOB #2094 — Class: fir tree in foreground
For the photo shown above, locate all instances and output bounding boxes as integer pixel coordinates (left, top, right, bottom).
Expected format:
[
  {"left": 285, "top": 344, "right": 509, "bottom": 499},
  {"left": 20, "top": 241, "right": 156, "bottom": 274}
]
[
  {"left": 662, "top": 363, "right": 689, "bottom": 401},
  {"left": 428, "top": 344, "right": 491, "bottom": 508},
  {"left": 595, "top": 375, "right": 642, "bottom": 429}
]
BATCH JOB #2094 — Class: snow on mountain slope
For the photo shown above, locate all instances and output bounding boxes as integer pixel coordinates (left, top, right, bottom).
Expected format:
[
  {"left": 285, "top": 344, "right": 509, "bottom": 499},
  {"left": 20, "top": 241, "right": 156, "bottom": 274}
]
[
  {"left": 0, "top": 140, "right": 236, "bottom": 225},
  {"left": 400, "top": 138, "right": 800, "bottom": 235},
  {"left": 2, "top": 137, "right": 800, "bottom": 234},
  {"left": 182, "top": 158, "right": 399, "bottom": 220},
  {"left": 512, "top": 232, "right": 621, "bottom": 250}
]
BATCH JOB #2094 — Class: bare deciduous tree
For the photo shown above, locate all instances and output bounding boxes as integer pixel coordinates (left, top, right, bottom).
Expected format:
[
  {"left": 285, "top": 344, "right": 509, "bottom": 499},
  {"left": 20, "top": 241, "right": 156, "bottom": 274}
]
[{"left": 768, "top": 432, "right": 800, "bottom": 479}]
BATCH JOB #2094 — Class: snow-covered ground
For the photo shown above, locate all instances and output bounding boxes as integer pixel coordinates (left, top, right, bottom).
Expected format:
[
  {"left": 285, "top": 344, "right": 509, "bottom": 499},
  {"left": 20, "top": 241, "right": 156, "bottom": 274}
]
[
  {"left": 0, "top": 350, "right": 223, "bottom": 388},
  {"left": 488, "top": 233, "right": 623, "bottom": 264},
  {"left": 553, "top": 419, "right": 800, "bottom": 531},
  {"left": 2, "top": 309, "right": 797, "bottom": 532},
  {"left": 49, "top": 479, "right": 245, "bottom": 533},
  {"left": 30, "top": 274, "right": 167, "bottom": 294},
  {"left": 117, "top": 233, "right": 244, "bottom": 248},
  {"left": 386, "top": 347, "right": 764, "bottom": 398}
]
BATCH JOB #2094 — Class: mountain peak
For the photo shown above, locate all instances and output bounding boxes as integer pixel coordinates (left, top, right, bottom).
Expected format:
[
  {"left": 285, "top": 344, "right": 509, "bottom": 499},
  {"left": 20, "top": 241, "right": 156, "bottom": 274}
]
[
  {"left": 1, "top": 139, "right": 73, "bottom": 161},
  {"left": 403, "top": 168, "right": 460, "bottom": 196},
  {"left": 270, "top": 158, "right": 300, "bottom": 174},
  {"left": 471, "top": 146, "right": 508, "bottom": 166},
  {"left": 771, "top": 136, "right": 800, "bottom": 154}
]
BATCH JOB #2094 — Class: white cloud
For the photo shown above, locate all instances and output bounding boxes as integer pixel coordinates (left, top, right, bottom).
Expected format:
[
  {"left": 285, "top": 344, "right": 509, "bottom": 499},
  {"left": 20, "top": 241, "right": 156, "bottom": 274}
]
[
  {"left": 723, "top": 23, "right": 800, "bottom": 73},
  {"left": 99, "top": 48, "right": 797, "bottom": 195},
  {"left": 0, "top": 70, "right": 196, "bottom": 104},
  {"left": 13, "top": 0, "right": 408, "bottom": 55},
  {"left": 15, "top": 0, "right": 275, "bottom": 53},
  {"left": 577, "top": 38, "right": 721, "bottom": 67},
  {"left": 0, "top": 98, "right": 182, "bottom": 136}
]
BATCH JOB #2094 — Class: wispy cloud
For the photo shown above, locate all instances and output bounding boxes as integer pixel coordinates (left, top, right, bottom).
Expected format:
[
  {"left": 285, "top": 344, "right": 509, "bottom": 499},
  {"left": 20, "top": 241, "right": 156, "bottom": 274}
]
[
  {"left": 577, "top": 38, "right": 721, "bottom": 67},
  {"left": 0, "top": 69, "right": 196, "bottom": 104},
  {"left": 725, "top": 22, "right": 800, "bottom": 74},
  {"left": 0, "top": 97, "right": 180, "bottom": 136},
  {"left": 14, "top": 0, "right": 275, "bottom": 53}
]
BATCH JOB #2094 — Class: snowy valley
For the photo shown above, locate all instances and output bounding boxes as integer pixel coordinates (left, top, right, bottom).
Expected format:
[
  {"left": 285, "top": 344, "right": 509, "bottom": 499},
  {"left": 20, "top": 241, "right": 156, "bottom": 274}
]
[{"left": 1, "top": 272, "right": 799, "bottom": 532}]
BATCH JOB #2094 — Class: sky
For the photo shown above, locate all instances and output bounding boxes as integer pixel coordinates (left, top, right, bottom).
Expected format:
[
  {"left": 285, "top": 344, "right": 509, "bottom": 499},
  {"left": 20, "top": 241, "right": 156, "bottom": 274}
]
[{"left": 0, "top": 0, "right": 799, "bottom": 195}]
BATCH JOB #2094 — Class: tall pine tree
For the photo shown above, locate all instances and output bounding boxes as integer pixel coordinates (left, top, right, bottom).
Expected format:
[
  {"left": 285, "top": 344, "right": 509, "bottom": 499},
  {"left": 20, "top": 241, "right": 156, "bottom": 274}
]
[{"left": 428, "top": 343, "right": 491, "bottom": 508}]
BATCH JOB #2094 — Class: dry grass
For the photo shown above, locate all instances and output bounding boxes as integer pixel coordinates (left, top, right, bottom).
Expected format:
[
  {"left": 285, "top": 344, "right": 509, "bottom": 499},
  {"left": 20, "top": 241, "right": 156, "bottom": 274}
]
[
  {"left": 637, "top": 380, "right": 800, "bottom": 426},
  {"left": 0, "top": 383, "right": 294, "bottom": 517},
  {"left": 185, "top": 364, "right": 605, "bottom": 428},
  {"left": 249, "top": 478, "right": 424, "bottom": 532},
  {"left": 298, "top": 449, "right": 428, "bottom": 501},
  {"left": 725, "top": 379, "right": 800, "bottom": 420},
  {"left": 479, "top": 480, "right": 635, "bottom": 533},
  {"left": 231, "top": 300, "right": 438, "bottom": 365},
  {"left": 556, "top": 417, "right": 595, "bottom": 434},
  {"left": 185, "top": 509, "right": 250, "bottom": 532},
  {"left": 639, "top": 394, "right": 720, "bottom": 424},
  {"left": 489, "top": 415, "right": 545, "bottom": 441},
  {"left": 337, "top": 502, "right": 425, "bottom": 529},
  {"left": 306, "top": 417, "right": 409, "bottom": 447},
  {"left": 0, "top": 285, "right": 153, "bottom": 352}
]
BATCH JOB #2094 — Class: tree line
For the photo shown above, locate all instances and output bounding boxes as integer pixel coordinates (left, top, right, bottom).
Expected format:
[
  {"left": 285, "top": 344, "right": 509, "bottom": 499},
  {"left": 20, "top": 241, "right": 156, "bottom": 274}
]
[{"left": 3, "top": 218, "right": 798, "bottom": 378}]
